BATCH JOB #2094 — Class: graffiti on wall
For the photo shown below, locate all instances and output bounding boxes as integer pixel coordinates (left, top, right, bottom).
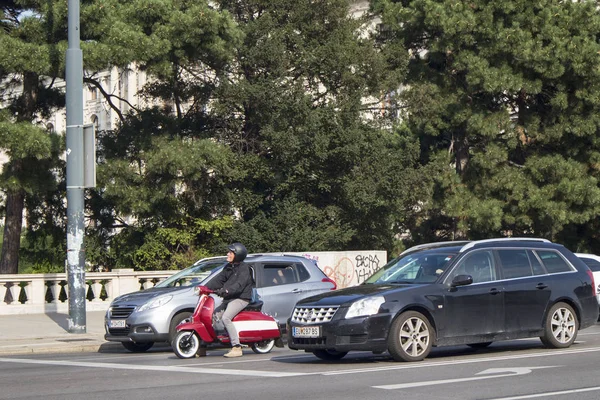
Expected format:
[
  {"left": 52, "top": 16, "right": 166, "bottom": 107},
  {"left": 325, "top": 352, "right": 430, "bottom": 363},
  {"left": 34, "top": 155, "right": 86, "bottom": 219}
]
[{"left": 306, "top": 254, "right": 382, "bottom": 289}]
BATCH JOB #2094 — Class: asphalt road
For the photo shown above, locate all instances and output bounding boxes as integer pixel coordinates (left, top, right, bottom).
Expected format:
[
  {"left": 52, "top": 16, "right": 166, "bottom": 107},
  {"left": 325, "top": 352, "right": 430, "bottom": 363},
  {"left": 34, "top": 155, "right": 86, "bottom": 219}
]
[{"left": 2, "top": 324, "right": 600, "bottom": 400}]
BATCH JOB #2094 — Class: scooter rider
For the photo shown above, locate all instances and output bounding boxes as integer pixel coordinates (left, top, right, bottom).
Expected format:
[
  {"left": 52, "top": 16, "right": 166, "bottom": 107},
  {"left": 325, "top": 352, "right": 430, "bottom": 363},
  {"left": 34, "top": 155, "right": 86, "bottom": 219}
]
[{"left": 205, "top": 242, "right": 254, "bottom": 358}]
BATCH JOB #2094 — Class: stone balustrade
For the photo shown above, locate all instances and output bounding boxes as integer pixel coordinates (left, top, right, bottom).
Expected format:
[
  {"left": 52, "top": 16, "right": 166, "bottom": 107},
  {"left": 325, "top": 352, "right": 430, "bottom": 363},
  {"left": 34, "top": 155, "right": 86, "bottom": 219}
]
[{"left": 0, "top": 269, "right": 177, "bottom": 315}]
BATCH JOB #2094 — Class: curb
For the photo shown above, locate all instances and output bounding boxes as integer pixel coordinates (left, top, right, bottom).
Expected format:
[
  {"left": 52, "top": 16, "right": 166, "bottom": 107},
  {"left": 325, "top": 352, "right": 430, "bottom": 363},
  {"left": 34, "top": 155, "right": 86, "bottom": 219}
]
[{"left": 0, "top": 340, "right": 123, "bottom": 356}]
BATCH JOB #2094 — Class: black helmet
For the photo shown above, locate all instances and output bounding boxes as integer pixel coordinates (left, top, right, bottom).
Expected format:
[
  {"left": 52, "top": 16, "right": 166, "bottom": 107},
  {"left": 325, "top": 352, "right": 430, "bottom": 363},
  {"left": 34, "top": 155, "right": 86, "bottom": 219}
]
[{"left": 227, "top": 242, "right": 247, "bottom": 262}]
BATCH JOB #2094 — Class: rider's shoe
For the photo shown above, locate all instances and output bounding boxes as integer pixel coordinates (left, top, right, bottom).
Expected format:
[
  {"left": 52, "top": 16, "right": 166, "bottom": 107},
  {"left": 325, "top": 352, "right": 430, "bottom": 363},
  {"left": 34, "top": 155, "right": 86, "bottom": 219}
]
[{"left": 223, "top": 345, "right": 243, "bottom": 358}]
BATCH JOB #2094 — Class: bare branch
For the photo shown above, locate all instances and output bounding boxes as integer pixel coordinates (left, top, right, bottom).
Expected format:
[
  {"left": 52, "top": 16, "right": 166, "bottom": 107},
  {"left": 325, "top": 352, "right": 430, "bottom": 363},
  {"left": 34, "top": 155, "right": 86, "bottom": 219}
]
[{"left": 83, "top": 76, "right": 141, "bottom": 122}]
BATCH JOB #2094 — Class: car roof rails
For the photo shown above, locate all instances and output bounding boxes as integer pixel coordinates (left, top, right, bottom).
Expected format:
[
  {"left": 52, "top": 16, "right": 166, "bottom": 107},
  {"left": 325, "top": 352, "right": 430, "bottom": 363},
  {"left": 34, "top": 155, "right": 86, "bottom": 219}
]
[
  {"left": 459, "top": 237, "right": 551, "bottom": 252},
  {"left": 400, "top": 240, "right": 472, "bottom": 256}
]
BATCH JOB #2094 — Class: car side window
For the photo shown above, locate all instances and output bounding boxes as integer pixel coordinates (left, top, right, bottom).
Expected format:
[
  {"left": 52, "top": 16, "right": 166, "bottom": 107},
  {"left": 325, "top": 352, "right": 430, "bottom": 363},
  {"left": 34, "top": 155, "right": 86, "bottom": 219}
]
[
  {"left": 447, "top": 250, "right": 496, "bottom": 284},
  {"left": 527, "top": 250, "right": 546, "bottom": 275},
  {"left": 261, "top": 264, "right": 302, "bottom": 287},
  {"left": 498, "top": 249, "right": 535, "bottom": 279},
  {"left": 536, "top": 250, "right": 573, "bottom": 273},
  {"left": 579, "top": 257, "right": 600, "bottom": 272}
]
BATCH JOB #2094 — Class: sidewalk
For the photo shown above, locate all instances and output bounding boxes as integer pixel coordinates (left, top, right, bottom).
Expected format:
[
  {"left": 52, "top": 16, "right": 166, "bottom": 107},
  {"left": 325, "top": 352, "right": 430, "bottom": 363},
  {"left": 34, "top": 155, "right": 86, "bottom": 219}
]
[{"left": 0, "top": 311, "right": 124, "bottom": 355}]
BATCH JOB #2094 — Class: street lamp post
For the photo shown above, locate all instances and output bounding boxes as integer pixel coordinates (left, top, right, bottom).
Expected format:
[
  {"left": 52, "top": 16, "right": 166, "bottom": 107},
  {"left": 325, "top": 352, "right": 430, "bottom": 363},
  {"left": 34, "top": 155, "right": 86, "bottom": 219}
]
[{"left": 65, "top": 0, "right": 86, "bottom": 333}]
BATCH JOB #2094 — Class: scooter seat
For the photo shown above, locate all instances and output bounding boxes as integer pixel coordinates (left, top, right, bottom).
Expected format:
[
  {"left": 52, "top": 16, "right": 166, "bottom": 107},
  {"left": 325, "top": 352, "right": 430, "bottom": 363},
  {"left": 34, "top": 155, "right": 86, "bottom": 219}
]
[{"left": 243, "top": 300, "right": 263, "bottom": 312}]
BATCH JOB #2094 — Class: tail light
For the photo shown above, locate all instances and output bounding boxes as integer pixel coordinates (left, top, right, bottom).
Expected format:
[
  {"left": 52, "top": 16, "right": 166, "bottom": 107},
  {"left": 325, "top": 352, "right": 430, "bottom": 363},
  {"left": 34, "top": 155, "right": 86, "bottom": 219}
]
[
  {"left": 586, "top": 270, "right": 596, "bottom": 295},
  {"left": 322, "top": 277, "right": 337, "bottom": 290}
]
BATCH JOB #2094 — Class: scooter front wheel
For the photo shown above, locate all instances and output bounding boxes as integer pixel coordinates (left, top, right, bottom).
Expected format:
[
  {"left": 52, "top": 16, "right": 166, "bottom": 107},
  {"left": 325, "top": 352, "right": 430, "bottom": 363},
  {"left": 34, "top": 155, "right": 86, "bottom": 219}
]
[
  {"left": 172, "top": 331, "right": 200, "bottom": 359},
  {"left": 250, "top": 339, "right": 275, "bottom": 354}
]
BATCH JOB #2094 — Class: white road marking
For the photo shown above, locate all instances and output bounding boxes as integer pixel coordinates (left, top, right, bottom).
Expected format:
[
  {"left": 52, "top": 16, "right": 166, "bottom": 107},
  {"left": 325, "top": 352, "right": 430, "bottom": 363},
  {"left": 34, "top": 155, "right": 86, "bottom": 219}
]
[
  {"left": 2, "top": 344, "right": 600, "bottom": 379},
  {"left": 485, "top": 386, "right": 600, "bottom": 400},
  {"left": 373, "top": 367, "right": 558, "bottom": 390},
  {"left": 0, "top": 357, "right": 304, "bottom": 378},
  {"left": 321, "top": 346, "right": 600, "bottom": 376}
]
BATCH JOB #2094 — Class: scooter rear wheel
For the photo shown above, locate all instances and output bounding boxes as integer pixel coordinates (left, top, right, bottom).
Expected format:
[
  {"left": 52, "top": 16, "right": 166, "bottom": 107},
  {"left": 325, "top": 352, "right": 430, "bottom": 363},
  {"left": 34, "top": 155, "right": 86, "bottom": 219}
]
[
  {"left": 250, "top": 339, "right": 275, "bottom": 354},
  {"left": 172, "top": 331, "right": 200, "bottom": 359}
]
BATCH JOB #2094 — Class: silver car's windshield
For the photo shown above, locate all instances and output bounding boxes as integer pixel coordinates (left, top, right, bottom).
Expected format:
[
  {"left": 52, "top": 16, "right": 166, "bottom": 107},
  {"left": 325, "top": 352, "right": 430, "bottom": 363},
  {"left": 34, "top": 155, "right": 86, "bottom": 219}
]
[
  {"left": 365, "top": 252, "right": 457, "bottom": 284},
  {"left": 156, "top": 259, "right": 226, "bottom": 288}
]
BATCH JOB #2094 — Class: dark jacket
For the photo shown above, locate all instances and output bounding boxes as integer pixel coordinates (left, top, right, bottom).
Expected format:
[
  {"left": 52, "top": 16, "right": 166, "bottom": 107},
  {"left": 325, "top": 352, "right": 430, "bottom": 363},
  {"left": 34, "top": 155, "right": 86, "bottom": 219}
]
[{"left": 206, "top": 261, "right": 254, "bottom": 301}]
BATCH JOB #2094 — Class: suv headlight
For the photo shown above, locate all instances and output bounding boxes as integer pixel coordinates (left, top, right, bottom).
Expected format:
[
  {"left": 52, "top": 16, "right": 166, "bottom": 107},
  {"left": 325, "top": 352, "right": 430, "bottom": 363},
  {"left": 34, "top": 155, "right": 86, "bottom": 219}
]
[
  {"left": 345, "top": 296, "right": 385, "bottom": 319},
  {"left": 137, "top": 295, "right": 173, "bottom": 312}
]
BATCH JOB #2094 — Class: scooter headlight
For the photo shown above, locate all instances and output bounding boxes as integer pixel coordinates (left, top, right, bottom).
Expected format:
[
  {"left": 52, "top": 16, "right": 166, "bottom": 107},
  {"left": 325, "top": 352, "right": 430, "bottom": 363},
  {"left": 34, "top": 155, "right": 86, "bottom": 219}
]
[{"left": 138, "top": 295, "right": 173, "bottom": 312}]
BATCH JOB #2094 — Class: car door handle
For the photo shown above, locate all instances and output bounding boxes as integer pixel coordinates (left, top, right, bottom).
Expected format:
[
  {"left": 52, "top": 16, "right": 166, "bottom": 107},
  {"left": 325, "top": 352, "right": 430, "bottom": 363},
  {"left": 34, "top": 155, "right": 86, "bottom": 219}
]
[
  {"left": 489, "top": 288, "right": 501, "bottom": 295},
  {"left": 536, "top": 283, "right": 548, "bottom": 290},
  {"left": 291, "top": 288, "right": 303, "bottom": 293}
]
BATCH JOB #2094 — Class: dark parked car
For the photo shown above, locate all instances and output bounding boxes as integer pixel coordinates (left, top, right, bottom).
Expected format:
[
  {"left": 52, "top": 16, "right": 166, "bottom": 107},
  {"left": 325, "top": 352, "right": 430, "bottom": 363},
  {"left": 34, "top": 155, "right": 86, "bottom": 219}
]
[
  {"left": 288, "top": 238, "right": 598, "bottom": 362},
  {"left": 105, "top": 254, "right": 336, "bottom": 352}
]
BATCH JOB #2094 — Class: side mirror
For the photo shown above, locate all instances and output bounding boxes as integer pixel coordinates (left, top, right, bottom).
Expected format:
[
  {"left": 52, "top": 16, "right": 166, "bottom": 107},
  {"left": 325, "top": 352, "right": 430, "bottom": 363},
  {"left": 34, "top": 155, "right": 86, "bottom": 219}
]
[{"left": 451, "top": 274, "right": 473, "bottom": 288}]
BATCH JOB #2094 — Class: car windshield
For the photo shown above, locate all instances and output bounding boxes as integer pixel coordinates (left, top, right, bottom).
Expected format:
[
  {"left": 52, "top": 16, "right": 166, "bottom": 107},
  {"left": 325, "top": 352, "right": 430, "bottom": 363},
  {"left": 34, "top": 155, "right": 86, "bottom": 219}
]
[
  {"left": 365, "top": 251, "right": 457, "bottom": 284},
  {"left": 155, "top": 259, "right": 226, "bottom": 288}
]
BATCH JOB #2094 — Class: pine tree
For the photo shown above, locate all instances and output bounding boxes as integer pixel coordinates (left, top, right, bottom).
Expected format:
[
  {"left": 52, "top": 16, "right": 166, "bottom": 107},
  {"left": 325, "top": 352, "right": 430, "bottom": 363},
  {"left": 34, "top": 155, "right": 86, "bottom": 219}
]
[
  {"left": 374, "top": 0, "right": 600, "bottom": 243},
  {"left": 0, "top": 1, "right": 66, "bottom": 273}
]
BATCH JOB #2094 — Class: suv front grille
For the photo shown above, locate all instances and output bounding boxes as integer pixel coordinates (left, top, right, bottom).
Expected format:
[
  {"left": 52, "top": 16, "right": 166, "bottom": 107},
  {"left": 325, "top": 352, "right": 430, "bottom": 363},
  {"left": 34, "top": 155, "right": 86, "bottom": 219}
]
[
  {"left": 291, "top": 306, "right": 339, "bottom": 324},
  {"left": 109, "top": 305, "right": 136, "bottom": 319}
]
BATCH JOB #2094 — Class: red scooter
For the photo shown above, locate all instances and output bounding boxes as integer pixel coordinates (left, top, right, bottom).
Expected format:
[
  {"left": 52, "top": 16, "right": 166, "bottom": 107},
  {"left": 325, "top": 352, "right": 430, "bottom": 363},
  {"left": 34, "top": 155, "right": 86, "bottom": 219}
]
[{"left": 172, "top": 285, "right": 282, "bottom": 359}]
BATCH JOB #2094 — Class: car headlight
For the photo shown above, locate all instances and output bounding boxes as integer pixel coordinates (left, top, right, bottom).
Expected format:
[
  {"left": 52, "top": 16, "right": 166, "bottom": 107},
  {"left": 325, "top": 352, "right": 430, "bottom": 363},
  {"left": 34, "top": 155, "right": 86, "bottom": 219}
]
[
  {"left": 137, "top": 295, "right": 173, "bottom": 312},
  {"left": 345, "top": 296, "right": 385, "bottom": 319}
]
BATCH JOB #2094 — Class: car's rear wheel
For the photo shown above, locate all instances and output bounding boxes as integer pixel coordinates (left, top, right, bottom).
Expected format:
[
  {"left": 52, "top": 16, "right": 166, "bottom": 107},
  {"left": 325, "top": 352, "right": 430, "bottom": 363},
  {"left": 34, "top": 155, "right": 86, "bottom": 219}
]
[
  {"left": 169, "top": 311, "right": 193, "bottom": 343},
  {"left": 312, "top": 349, "right": 348, "bottom": 361},
  {"left": 121, "top": 341, "right": 154, "bottom": 353},
  {"left": 467, "top": 342, "right": 492, "bottom": 349},
  {"left": 251, "top": 339, "right": 276, "bottom": 354},
  {"left": 540, "top": 302, "right": 578, "bottom": 348},
  {"left": 388, "top": 311, "right": 433, "bottom": 362}
]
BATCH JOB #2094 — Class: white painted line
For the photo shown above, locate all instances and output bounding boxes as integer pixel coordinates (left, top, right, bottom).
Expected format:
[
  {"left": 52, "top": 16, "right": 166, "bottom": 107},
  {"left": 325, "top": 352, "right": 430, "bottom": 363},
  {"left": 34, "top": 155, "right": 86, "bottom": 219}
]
[
  {"left": 321, "top": 346, "right": 600, "bottom": 376},
  {"left": 373, "top": 367, "right": 558, "bottom": 390},
  {"left": 486, "top": 386, "right": 600, "bottom": 400},
  {"left": 0, "top": 357, "right": 304, "bottom": 378}
]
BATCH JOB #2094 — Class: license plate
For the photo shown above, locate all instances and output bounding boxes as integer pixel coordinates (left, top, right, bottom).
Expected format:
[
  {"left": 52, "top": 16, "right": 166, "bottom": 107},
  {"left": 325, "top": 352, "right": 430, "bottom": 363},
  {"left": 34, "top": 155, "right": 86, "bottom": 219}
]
[
  {"left": 292, "top": 326, "right": 321, "bottom": 338},
  {"left": 109, "top": 319, "right": 126, "bottom": 328}
]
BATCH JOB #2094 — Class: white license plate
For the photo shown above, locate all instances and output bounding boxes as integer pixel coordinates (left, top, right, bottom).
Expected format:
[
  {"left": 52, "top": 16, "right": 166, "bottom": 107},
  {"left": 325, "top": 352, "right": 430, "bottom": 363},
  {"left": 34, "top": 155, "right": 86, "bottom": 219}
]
[
  {"left": 109, "top": 319, "right": 126, "bottom": 328},
  {"left": 292, "top": 326, "right": 321, "bottom": 338}
]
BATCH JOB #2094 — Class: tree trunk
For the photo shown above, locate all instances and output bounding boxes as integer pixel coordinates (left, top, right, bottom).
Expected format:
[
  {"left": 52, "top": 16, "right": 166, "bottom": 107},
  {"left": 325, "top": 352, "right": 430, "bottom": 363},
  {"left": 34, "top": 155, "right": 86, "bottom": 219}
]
[{"left": 0, "top": 186, "right": 25, "bottom": 274}]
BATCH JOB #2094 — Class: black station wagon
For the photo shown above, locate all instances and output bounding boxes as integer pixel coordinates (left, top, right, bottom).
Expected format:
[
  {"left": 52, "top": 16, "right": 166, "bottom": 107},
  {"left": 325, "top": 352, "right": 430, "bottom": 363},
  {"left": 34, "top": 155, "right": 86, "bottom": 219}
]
[{"left": 287, "top": 238, "right": 599, "bottom": 362}]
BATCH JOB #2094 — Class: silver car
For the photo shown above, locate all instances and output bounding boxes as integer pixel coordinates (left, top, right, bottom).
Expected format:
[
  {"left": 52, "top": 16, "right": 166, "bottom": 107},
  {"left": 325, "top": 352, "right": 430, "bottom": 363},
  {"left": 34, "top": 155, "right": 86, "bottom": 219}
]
[{"left": 104, "top": 254, "right": 337, "bottom": 352}]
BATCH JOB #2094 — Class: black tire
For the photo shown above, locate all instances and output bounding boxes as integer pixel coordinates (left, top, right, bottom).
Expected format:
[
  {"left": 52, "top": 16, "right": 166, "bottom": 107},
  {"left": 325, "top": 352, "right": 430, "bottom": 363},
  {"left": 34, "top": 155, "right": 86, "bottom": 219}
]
[
  {"left": 467, "top": 342, "right": 493, "bottom": 349},
  {"left": 313, "top": 349, "right": 348, "bottom": 361},
  {"left": 251, "top": 339, "right": 276, "bottom": 354},
  {"left": 540, "top": 302, "right": 578, "bottom": 348},
  {"left": 121, "top": 341, "right": 154, "bottom": 353},
  {"left": 169, "top": 311, "right": 193, "bottom": 343},
  {"left": 172, "top": 331, "right": 200, "bottom": 359},
  {"left": 388, "top": 311, "right": 433, "bottom": 362}
]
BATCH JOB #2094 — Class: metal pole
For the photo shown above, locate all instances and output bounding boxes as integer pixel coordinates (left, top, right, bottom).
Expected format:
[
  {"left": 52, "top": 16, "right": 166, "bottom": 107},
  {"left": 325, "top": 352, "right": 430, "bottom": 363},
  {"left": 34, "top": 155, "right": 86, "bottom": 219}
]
[{"left": 65, "top": 0, "right": 86, "bottom": 333}]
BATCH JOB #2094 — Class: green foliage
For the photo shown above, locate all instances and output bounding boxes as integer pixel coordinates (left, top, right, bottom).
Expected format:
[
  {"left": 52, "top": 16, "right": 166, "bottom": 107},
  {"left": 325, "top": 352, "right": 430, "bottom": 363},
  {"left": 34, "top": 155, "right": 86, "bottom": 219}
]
[{"left": 375, "top": 0, "right": 600, "bottom": 244}]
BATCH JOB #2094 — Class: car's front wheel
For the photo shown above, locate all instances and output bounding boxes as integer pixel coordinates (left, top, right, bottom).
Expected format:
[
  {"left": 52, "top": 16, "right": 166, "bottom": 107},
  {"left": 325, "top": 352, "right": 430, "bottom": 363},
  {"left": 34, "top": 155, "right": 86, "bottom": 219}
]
[
  {"left": 121, "top": 341, "right": 154, "bottom": 353},
  {"left": 388, "top": 311, "right": 433, "bottom": 362},
  {"left": 540, "top": 302, "right": 578, "bottom": 348},
  {"left": 169, "top": 311, "right": 193, "bottom": 343}
]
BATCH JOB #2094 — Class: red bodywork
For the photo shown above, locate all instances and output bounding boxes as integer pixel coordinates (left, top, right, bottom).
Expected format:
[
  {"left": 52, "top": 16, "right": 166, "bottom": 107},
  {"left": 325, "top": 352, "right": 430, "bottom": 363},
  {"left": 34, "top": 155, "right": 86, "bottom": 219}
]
[{"left": 176, "top": 290, "right": 280, "bottom": 345}]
